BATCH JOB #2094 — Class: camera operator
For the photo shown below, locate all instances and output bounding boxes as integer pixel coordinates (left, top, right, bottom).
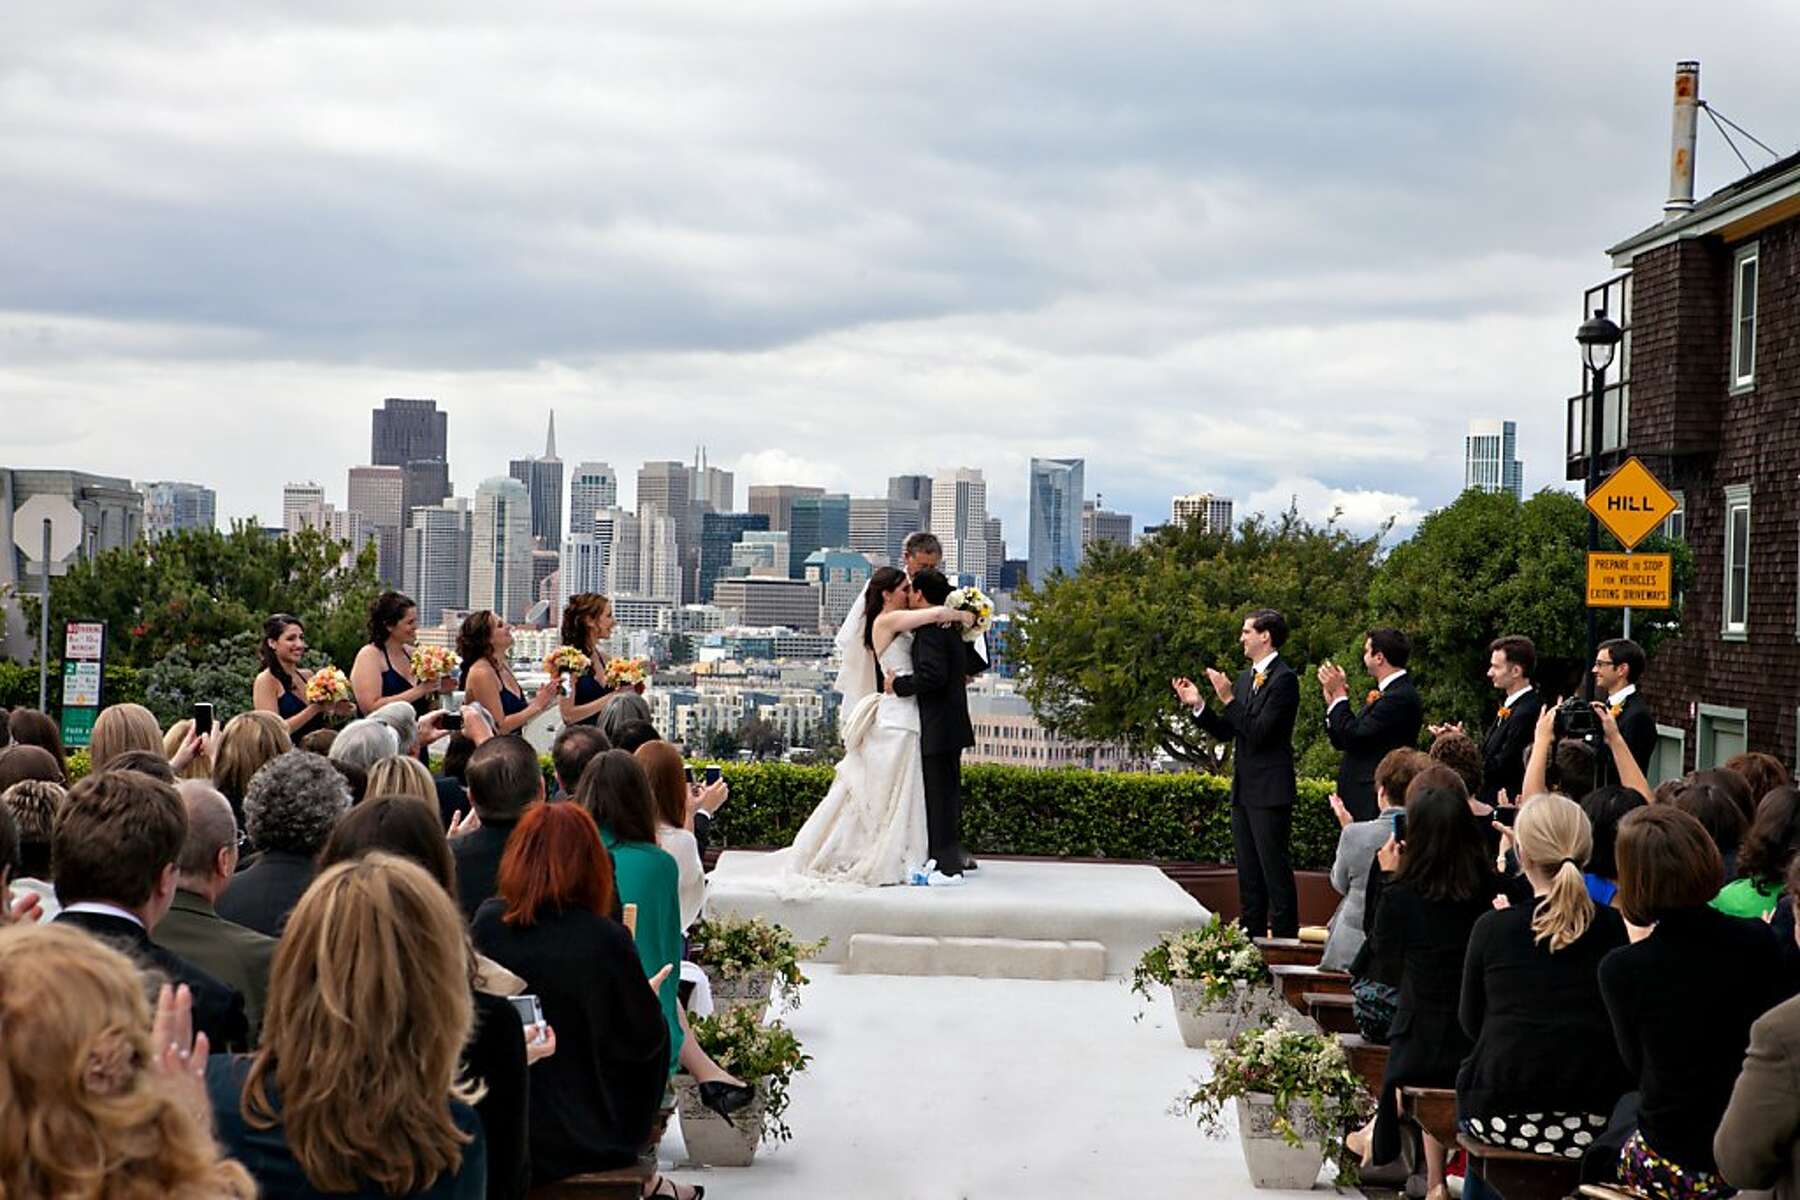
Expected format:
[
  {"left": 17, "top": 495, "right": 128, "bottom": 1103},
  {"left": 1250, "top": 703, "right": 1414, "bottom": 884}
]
[
  {"left": 1591, "top": 638, "right": 1656, "bottom": 774},
  {"left": 1525, "top": 698, "right": 1655, "bottom": 805}
]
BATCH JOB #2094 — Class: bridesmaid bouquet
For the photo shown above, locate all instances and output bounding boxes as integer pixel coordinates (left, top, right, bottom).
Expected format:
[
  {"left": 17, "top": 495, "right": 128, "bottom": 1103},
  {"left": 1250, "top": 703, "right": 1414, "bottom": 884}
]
[
  {"left": 603, "top": 655, "right": 653, "bottom": 690},
  {"left": 944, "top": 586, "right": 994, "bottom": 642},
  {"left": 302, "top": 665, "right": 351, "bottom": 705},
  {"left": 544, "top": 646, "right": 591, "bottom": 676},
  {"left": 409, "top": 645, "right": 460, "bottom": 682}
]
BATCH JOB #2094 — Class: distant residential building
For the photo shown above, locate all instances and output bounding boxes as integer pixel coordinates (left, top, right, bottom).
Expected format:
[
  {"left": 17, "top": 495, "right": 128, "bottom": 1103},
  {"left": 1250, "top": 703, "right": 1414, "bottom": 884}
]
[
  {"left": 711, "top": 577, "right": 823, "bottom": 629},
  {"left": 747, "top": 484, "right": 823, "bottom": 533},
  {"left": 2, "top": 468, "right": 144, "bottom": 658},
  {"left": 611, "top": 595, "right": 675, "bottom": 632},
  {"left": 282, "top": 481, "right": 327, "bottom": 533},
  {"left": 849, "top": 497, "right": 917, "bottom": 567},
  {"left": 658, "top": 604, "right": 741, "bottom": 636},
  {"left": 470, "top": 476, "right": 534, "bottom": 623},
  {"left": 403, "top": 499, "right": 472, "bottom": 626},
  {"left": 788, "top": 493, "right": 849, "bottom": 577},
  {"left": 347, "top": 465, "right": 406, "bottom": 585},
  {"left": 138, "top": 481, "right": 216, "bottom": 540},
  {"left": 804, "top": 549, "right": 876, "bottom": 634},
  {"left": 930, "top": 467, "right": 990, "bottom": 587},
  {"left": 1027, "top": 458, "right": 1084, "bottom": 587},
  {"left": 1081, "top": 500, "right": 1133, "bottom": 556},
  {"left": 967, "top": 678, "right": 1150, "bottom": 771},
  {"left": 1465, "top": 419, "right": 1524, "bottom": 499},
  {"left": 887, "top": 475, "right": 932, "bottom": 532},
  {"left": 700, "top": 512, "right": 770, "bottom": 602},
  {"left": 1171, "top": 492, "right": 1235, "bottom": 535},
  {"left": 508, "top": 412, "right": 565, "bottom": 550},
  {"left": 568, "top": 461, "right": 619, "bottom": 536}
]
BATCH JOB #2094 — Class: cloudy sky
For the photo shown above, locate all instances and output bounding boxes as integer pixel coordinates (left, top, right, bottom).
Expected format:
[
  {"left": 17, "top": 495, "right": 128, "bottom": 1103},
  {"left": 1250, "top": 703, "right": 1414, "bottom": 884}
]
[{"left": 4, "top": 2, "right": 1797, "bottom": 544}]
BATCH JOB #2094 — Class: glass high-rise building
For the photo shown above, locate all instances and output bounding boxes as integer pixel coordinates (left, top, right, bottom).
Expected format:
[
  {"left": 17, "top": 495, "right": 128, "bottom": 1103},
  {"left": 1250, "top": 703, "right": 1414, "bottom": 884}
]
[
  {"left": 1465, "top": 419, "right": 1524, "bottom": 500},
  {"left": 403, "top": 499, "right": 471, "bottom": 626},
  {"left": 929, "top": 468, "right": 989, "bottom": 587},
  {"left": 747, "top": 484, "right": 823, "bottom": 533},
  {"left": 138, "top": 481, "right": 216, "bottom": 540},
  {"left": 508, "top": 411, "right": 564, "bottom": 550},
  {"left": 470, "top": 477, "right": 534, "bottom": 623},
  {"left": 1027, "top": 458, "right": 1084, "bottom": 587},
  {"left": 700, "top": 511, "right": 770, "bottom": 603},
  {"left": 568, "top": 462, "right": 618, "bottom": 538},
  {"left": 788, "top": 492, "right": 850, "bottom": 578}
]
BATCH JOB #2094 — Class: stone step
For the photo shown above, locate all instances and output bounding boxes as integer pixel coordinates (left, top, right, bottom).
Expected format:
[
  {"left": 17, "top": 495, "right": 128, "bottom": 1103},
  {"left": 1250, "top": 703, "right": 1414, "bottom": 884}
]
[{"left": 842, "top": 932, "right": 1107, "bottom": 980}]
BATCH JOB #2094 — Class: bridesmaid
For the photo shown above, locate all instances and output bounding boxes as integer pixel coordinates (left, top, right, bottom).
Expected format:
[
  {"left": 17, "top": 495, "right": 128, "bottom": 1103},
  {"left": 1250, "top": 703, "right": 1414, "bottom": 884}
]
[
  {"left": 251, "top": 614, "right": 347, "bottom": 737},
  {"left": 349, "top": 591, "right": 448, "bottom": 717},
  {"left": 459, "top": 610, "right": 558, "bottom": 737},
  {"left": 557, "top": 592, "right": 621, "bottom": 729}
]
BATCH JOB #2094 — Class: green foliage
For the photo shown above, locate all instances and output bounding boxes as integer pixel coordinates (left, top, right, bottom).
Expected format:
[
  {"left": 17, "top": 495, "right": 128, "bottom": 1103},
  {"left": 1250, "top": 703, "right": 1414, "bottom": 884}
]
[
  {"left": 686, "top": 913, "right": 826, "bottom": 1007},
  {"left": 140, "top": 630, "right": 329, "bottom": 727},
  {"left": 1129, "top": 916, "right": 1267, "bottom": 1005},
  {"left": 685, "top": 1006, "right": 811, "bottom": 1144},
  {"left": 736, "top": 716, "right": 785, "bottom": 759},
  {"left": 706, "top": 729, "right": 742, "bottom": 759},
  {"left": 1013, "top": 507, "right": 1381, "bottom": 766},
  {"left": 0, "top": 660, "right": 145, "bottom": 712}
]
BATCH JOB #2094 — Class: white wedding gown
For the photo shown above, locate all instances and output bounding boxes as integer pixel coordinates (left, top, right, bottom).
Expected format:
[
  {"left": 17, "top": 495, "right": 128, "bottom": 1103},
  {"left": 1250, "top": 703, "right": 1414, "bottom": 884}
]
[{"left": 745, "top": 633, "right": 929, "bottom": 894}]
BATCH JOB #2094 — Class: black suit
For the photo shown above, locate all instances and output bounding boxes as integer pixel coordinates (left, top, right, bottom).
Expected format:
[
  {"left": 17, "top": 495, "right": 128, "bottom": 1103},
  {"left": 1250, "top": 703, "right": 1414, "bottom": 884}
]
[
  {"left": 57, "top": 909, "right": 249, "bottom": 1051},
  {"left": 1480, "top": 690, "right": 1541, "bottom": 806},
  {"left": 1612, "top": 689, "right": 1658, "bottom": 775},
  {"left": 1325, "top": 673, "right": 1424, "bottom": 821},
  {"left": 891, "top": 624, "right": 987, "bottom": 875},
  {"left": 452, "top": 816, "right": 522, "bottom": 921},
  {"left": 215, "top": 849, "right": 316, "bottom": 938},
  {"left": 1193, "top": 657, "right": 1300, "bottom": 937}
]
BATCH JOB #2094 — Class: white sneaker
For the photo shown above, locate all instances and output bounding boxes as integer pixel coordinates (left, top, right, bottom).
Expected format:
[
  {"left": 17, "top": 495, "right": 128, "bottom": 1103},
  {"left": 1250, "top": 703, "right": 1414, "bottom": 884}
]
[{"left": 926, "top": 870, "right": 966, "bottom": 887}]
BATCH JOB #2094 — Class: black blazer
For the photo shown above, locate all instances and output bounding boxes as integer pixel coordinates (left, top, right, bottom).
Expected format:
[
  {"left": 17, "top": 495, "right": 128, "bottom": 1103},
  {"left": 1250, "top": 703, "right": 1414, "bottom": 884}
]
[
  {"left": 215, "top": 849, "right": 316, "bottom": 938},
  {"left": 1193, "top": 657, "right": 1299, "bottom": 810},
  {"left": 894, "top": 624, "right": 988, "bottom": 758},
  {"left": 57, "top": 909, "right": 249, "bottom": 1052},
  {"left": 1325, "top": 674, "right": 1424, "bottom": 821},
  {"left": 1480, "top": 690, "right": 1541, "bottom": 806},
  {"left": 1612, "top": 689, "right": 1658, "bottom": 773},
  {"left": 453, "top": 817, "right": 522, "bottom": 921}
]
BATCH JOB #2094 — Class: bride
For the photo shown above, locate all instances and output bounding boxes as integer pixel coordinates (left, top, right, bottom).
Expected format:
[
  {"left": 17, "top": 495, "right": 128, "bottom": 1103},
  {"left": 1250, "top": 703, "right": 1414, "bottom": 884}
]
[{"left": 776, "top": 566, "right": 976, "bottom": 888}]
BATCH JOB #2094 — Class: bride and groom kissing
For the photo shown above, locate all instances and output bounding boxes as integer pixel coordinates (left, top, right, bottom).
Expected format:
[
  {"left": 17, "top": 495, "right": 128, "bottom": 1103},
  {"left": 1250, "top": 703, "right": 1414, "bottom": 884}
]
[{"left": 778, "top": 533, "right": 988, "bottom": 889}]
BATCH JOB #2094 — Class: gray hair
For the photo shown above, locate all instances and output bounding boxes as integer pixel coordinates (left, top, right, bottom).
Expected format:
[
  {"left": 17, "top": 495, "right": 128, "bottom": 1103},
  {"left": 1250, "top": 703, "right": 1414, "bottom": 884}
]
[
  {"left": 368, "top": 701, "right": 419, "bottom": 753},
  {"left": 176, "top": 780, "right": 238, "bottom": 877},
  {"left": 329, "top": 719, "right": 401, "bottom": 774},
  {"left": 599, "top": 691, "right": 653, "bottom": 744},
  {"left": 243, "top": 751, "right": 351, "bottom": 854}
]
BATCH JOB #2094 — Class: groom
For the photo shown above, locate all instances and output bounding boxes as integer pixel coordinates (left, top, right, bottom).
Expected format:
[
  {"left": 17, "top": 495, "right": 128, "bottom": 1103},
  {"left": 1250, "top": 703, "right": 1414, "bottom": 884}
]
[{"left": 891, "top": 567, "right": 986, "bottom": 877}]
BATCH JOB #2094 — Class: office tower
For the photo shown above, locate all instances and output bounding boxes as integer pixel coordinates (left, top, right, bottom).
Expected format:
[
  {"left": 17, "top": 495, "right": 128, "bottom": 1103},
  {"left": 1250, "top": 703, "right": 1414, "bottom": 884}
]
[
  {"left": 710, "top": 577, "right": 823, "bottom": 629},
  {"left": 507, "top": 411, "right": 565, "bottom": 550},
  {"left": 347, "top": 465, "right": 406, "bottom": 585},
  {"left": 637, "top": 460, "right": 700, "bottom": 602},
  {"left": 848, "top": 497, "right": 917, "bottom": 567},
  {"left": 700, "top": 511, "right": 770, "bottom": 602},
  {"left": 788, "top": 492, "right": 850, "bottom": 577},
  {"left": 137, "top": 481, "right": 216, "bottom": 540},
  {"left": 282, "top": 482, "right": 327, "bottom": 533},
  {"left": 561, "top": 531, "right": 609, "bottom": 600},
  {"left": 930, "top": 468, "right": 989, "bottom": 587},
  {"left": 689, "top": 447, "right": 734, "bottom": 513},
  {"left": 1170, "top": 492, "right": 1235, "bottom": 535},
  {"left": 372, "top": 398, "right": 448, "bottom": 466},
  {"left": 399, "top": 458, "right": 450, "bottom": 520},
  {"left": 747, "top": 484, "right": 824, "bottom": 533},
  {"left": 888, "top": 474, "right": 932, "bottom": 533},
  {"left": 804, "top": 549, "right": 875, "bottom": 634},
  {"left": 326, "top": 507, "right": 374, "bottom": 566},
  {"left": 531, "top": 549, "right": 561, "bottom": 617},
  {"left": 595, "top": 507, "right": 642, "bottom": 596},
  {"left": 1465, "top": 419, "right": 1524, "bottom": 500},
  {"left": 1081, "top": 500, "right": 1134, "bottom": 556},
  {"left": 985, "top": 517, "right": 1005, "bottom": 590},
  {"left": 404, "top": 500, "right": 472, "bottom": 626},
  {"left": 729, "top": 530, "right": 791, "bottom": 578},
  {"left": 470, "top": 477, "right": 534, "bottom": 623},
  {"left": 641, "top": 509, "right": 682, "bottom": 603},
  {"left": 1027, "top": 458, "right": 1084, "bottom": 587},
  {"left": 568, "top": 461, "right": 618, "bottom": 537}
]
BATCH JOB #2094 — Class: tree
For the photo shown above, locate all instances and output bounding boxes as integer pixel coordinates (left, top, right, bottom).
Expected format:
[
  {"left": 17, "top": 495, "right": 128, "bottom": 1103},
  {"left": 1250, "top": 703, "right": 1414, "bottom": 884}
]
[
  {"left": 1012, "top": 507, "right": 1382, "bottom": 767},
  {"left": 707, "top": 728, "right": 742, "bottom": 759},
  {"left": 737, "top": 716, "right": 786, "bottom": 760},
  {"left": 1367, "top": 489, "right": 1692, "bottom": 731},
  {"left": 139, "top": 629, "right": 331, "bottom": 727}
]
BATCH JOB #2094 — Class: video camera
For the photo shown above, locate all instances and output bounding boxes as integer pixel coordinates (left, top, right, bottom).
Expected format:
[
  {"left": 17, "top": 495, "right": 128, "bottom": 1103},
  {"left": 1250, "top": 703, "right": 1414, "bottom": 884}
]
[{"left": 1551, "top": 694, "right": 1601, "bottom": 743}]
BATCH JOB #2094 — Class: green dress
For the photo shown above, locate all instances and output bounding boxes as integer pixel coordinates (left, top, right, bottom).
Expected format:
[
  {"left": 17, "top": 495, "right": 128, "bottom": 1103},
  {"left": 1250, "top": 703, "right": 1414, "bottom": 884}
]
[
  {"left": 601, "top": 826, "right": 685, "bottom": 1074},
  {"left": 1712, "top": 876, "right": 1782, "bottom": 919}
]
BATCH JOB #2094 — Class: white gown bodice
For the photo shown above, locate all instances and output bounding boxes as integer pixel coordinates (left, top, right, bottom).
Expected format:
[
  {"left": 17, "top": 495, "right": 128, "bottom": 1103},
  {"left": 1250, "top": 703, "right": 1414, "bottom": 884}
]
[{"left": 875, "top": 632, "right": 920, "bottom": 732}]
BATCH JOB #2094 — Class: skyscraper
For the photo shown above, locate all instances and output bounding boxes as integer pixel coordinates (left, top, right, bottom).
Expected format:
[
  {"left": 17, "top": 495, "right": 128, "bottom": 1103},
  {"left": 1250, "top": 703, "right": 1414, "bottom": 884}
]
[
  {"left": 403, "top": 499, "right": 472, "bottom": 626},
  {"left": 929, "top": 468, "right": 989, "bottom": 587},
  {"left": 985, "top": 517, "right": 1005, "bottom": 590},
  {"left": 849, "top": 497, "right": 918, "bottom": 566},
  {"left": 887, "top": 475, "right": 932, "bottom": 533},
  {"left": 282, "top": 482, "right": 327, "bottom": 533},
  {"left": 637, "top": 461, "right": 699, "bottom": 602},
  {"left": 747, "top": 484, "right": 824, "bottom": 533},
  {"left": 372, "top": 399, "right": 451, "bottom": 519},
  {"left": 640, "top": 509, "right": 682, "bottom": 603},
  {"left": 804, "top": 549, "right": 876, "bottom": 634},
  {"left": 594, "top": 508, "right": 642, "bottom": 596},
  {"left": 1081, "top": 500, "right": 1134, "bottom": 555},
  {"left": 560, "top": 531, "right": 609, "bottom": 600},
  {"left": 689, "top": 447, "right": 734, "bottom": 514},
  {"left": 1171, "top": 492, "right": 1235, "bottom": 535},
  {"left": 347, "top": 465, "right": 406, "bottom": 585},
  {"left": 700, "top": 511, "right": 770, "bottom": 603},
  {"left": 788, "top": 493, "right": 850, "bottom": 578},
  {"left": 508, "top": 412, "right": 565, "bottom": 550},
  {"left": 137, "top": 481, "right": 216, "bottom": 540},
  {"left": 1027, "top": 458, "right": 1084, "bottom": 587},
  {"left": 1465, "top": 419, "right": 1524, "bottom": 500},
  {"left": 469, "top": 477, "right": 534, "bottom": 623},
  {"left": 568, "top": 462, "right": 618, "bottom": 538}
]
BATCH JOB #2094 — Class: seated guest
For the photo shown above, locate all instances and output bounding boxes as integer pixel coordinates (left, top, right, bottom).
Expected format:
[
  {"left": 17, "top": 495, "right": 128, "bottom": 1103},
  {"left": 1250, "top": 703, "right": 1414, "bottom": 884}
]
[
  {"left": 88, "top": 703, "right": 163, "bottom": 771},
  {"left": 107, "top": 748, "right": 178, "bottom": 783},
  {"left": 7, "top": 706, "right": 67, "bottom": 777},
  {"left": 1428, "top": 731, "right": 1483, "bottom": 803},
  {"left": 208, "top": 855, "right": 488, "bottom": 1197},
  {"left": 1599, "top": 806, "right": 1792, "bottom": 1200},
  {"left": 218, "top": 752, "right": 351, "bottom": 937},
  {"left": 3, "top": 778, "right": 64, "bottom": 920},
  {"left": 1580, "top": 785, "right": 1647, "bottom": 908},
  {"left": 600, "top": 692, "right": 656, "bottom": 750},
  {"left": 53, "top": 769, "right": 248, "bottom": 1051},
  {"left": 452, "top": 735, "right": 545, "bottom": 920},
  {"left": 366, "top": 754, "right": 440, "bottom": 810},
  {"left": 154, "top": 780, "right": 277, "bottom": 1038},
  {"left": 299, "top": 728, "right": 337, "bottom": 756},
  {"left": 162, "top": 718, "right": 212, "bottom": 781},
  {"left": 1723, "top": 751, "right": 1790, "bottom": 816},
  {"left": 1350, "top": 766, "right": 1498, "bottom": 1200},
  {"left": 635, "top": 740, "right": 707, "bottom": 932},
  {"left": 1714, "top": 787, "right": 1800, "bottom": 919},
  {"left": 470, "top": 803, "right": 680, "bottom": 1193},
  {"left": 329, "top": 718, "right": 401, "bottom": 775},
  {"left": 1715, "top": 854, "right": 1800, "bottom": 1198},
  {"left": 551, "top": 724, "right": 611, "bottom": 799},
  {"left": 0, "top": 922, "right": 255, "bottom": 1199},
  {"left": 1458, "top": 794, "right": 1631, "bottom": 1157},
  {"left": 321, "top": 795, "right": 547, "bottom": 1200},
  {"left": 0, "top": 742, "right": 65, "bottom": 791},
  {"left": 211, "top": 710, "right": 292, "bottom": 821},
  {"left": 1695, "top": 766, "right": 1759, "bottom": 832},
  {"left": 1673, "top": 777, "right": 1750, "bottom": 880},
  {"left": 1324, "top": 748, "right": 1430, "bottom": 972}
]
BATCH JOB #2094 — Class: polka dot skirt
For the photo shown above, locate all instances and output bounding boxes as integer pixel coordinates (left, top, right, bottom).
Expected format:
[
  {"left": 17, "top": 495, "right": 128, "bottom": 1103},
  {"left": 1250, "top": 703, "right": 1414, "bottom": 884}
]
[{"left": 1464, "top": 1111, "right": 1608, "bottom": 1159}]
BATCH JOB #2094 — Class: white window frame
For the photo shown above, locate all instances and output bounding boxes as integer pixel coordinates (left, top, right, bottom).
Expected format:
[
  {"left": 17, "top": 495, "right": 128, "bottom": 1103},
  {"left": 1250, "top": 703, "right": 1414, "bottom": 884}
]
[
  {"left": 1724, "top": 484, "right": 1751, "bottom": 640},
  {"left": 1732, "top": 242, "right": 1759, "bottom": 390},
  {"left": 1697, "top": 703, "right": 1748, "bottom": 770},
  {"left": 1651, "top": 723, "right": 1686, "bottom": 787}
]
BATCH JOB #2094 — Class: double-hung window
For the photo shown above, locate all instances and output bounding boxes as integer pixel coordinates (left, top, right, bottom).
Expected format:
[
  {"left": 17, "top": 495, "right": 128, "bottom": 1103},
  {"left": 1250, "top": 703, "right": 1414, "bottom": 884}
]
[
  {"left": 1732, "top": 243, "right": 1759, "bottom": 390},
  {"left": 1724, "top": 484, "right": 1751, "bottom": 639}
]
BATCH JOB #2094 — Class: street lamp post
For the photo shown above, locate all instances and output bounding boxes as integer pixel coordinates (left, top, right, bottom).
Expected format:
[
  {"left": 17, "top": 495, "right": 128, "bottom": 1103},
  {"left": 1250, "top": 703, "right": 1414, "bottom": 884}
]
[{"left": 1577, "top": 308, "right": 1624, "bottom": 699}]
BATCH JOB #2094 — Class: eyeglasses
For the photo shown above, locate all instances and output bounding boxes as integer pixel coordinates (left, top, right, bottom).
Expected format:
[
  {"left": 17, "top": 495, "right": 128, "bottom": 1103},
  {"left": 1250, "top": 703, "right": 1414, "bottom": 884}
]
[{"left": 1592, "top": 658, "right": 1615, "bottom": 668}]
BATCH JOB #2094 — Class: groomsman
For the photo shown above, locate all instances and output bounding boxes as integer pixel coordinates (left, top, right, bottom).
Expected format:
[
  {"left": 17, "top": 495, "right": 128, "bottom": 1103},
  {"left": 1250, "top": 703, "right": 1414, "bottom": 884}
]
[
  {"left": 1593, "top": 638, "right": 1656, "bottom": 773},
  {"left": 1319, "top": 627, "right": 1424, "bottom": 822},
  {"left": 1480, "top": 636, "right": 1540, "bottom": 805},
  {"left": 1172, "top": 609, "right": 1300, "bottom": 939}
]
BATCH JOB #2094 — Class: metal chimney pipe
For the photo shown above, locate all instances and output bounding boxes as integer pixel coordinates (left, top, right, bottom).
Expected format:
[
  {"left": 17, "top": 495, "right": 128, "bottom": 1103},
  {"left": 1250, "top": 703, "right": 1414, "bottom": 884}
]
[{"left": 1664, "top": 61, "right": 1700, "bottom": 221}]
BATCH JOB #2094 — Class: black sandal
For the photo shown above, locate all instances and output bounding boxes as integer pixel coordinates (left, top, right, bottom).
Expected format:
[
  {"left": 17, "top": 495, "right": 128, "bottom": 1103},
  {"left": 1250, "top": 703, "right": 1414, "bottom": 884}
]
[{"left": 648, "top": 1175, "right": 704, "bottom": 1200}]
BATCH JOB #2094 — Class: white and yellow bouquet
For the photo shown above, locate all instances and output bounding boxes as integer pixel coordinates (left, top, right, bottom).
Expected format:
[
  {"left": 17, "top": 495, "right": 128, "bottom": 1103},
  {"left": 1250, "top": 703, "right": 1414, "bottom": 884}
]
[
  {"left": 603, "top": 655, "right": 653, "bottom": 690},
  {"left": 943, "top": 586, "right": 993, "bottom": 642},
  {"left": 302, "top": 665, "right": 351, "bottom": 705},
  {"left": 409, "top": 645, "right": 460, "bottom": 683},
  {"left": 544, "top": 646, "right": 592, "bottom": 676}
]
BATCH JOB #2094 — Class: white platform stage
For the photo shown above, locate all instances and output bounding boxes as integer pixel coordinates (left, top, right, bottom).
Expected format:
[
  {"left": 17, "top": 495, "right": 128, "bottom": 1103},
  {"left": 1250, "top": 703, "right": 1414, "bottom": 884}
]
[{"left": 705, "top": 852, "right": 1210, "bottom": 980}]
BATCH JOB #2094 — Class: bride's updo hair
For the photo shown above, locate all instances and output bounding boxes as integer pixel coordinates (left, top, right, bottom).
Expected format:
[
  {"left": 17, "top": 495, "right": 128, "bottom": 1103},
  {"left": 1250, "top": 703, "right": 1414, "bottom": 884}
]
[{"left": 862, "top": 567, "right": 909, "bottom": 650}]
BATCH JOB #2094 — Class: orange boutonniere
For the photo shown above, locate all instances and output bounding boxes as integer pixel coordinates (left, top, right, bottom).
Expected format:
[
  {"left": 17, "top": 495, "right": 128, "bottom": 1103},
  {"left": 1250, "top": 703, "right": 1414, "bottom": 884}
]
[
  {"left": 1497, "top": 706, "right": 1513, "bottom": 720},
  {"left": 1610, "top": 703, "right": 1624, "bottom": 717},
  {"left": 1365, "top": 689, "right": 1381, "bottom": 707},
  {"left": 1253, "top": 670, "right": 1266, "bottom": 690}
]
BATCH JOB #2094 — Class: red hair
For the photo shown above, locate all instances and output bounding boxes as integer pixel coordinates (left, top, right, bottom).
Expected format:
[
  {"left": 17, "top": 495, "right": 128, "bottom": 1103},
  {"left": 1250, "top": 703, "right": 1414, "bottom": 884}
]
[{"left": 496, "top": 802, "right": 615, "bottom": 927}]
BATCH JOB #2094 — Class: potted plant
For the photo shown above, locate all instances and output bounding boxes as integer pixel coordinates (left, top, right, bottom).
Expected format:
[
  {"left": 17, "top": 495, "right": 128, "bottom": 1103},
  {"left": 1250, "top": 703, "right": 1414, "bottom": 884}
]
[
  {"left": 1176, "top": 1020, "right": 1372, "bottom": 1190},
  {"left": 688, "top": 913, "right": 827, "bottom": 1021},
  {"left": 1130, "top": 917, "right": 1272, "bottom": 1048},
  {"left": 676, "top": 1004, "right": 811, "bottom": 1167}
]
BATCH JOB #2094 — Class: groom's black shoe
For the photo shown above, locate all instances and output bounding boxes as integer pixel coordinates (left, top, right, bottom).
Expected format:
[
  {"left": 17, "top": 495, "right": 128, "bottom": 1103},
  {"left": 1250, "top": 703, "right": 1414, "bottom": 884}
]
[{"left": 961, "top": 853, "right": 979, "bottom": 871}]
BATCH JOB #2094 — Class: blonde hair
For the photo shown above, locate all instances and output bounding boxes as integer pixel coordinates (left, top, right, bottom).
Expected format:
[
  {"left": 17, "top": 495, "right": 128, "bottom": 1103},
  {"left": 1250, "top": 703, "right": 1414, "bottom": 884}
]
[
  {"left": 365, "top": 755, "right": 438, "bottom": 807},
  {"left": 0, "top": 923, "right": 255, "bottom": 1200},
  {"left": 211, "top": 710, "right": 293, "bottom": 805},
  {"left": 1515, "top": 793, "right": 1596, "bottom": 953},
  {"left": 160, "top": 719, "right": 211, "bottom": 781},
  {"left": 244, "top": 854, "right": 481, "bottom": 1193},
  {"left": 89, "top": 704, "right": 163, "bottom": 771}
]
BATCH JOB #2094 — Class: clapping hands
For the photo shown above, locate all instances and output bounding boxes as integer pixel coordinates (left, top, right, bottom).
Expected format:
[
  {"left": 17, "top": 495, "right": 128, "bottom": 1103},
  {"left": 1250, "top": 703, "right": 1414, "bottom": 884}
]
[{"left": 1316, "top": 661, "right": 1349, "bottom": 703}]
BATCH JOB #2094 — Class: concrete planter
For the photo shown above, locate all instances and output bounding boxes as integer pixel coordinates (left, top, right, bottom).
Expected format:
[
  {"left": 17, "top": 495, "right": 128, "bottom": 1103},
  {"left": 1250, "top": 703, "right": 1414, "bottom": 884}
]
[
  {"left": 706, "top": 968, "right": 775, "bottom": 1022},
  {"left": 1233, "top": 1092, "right": 1328, "bottom": 1190},
  {"left": 1171, "top": 979, "right": 1270, "bottom": 1048},
  {"left": 675, "top": 1075, "right": 769, "bottom": 1168}
]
